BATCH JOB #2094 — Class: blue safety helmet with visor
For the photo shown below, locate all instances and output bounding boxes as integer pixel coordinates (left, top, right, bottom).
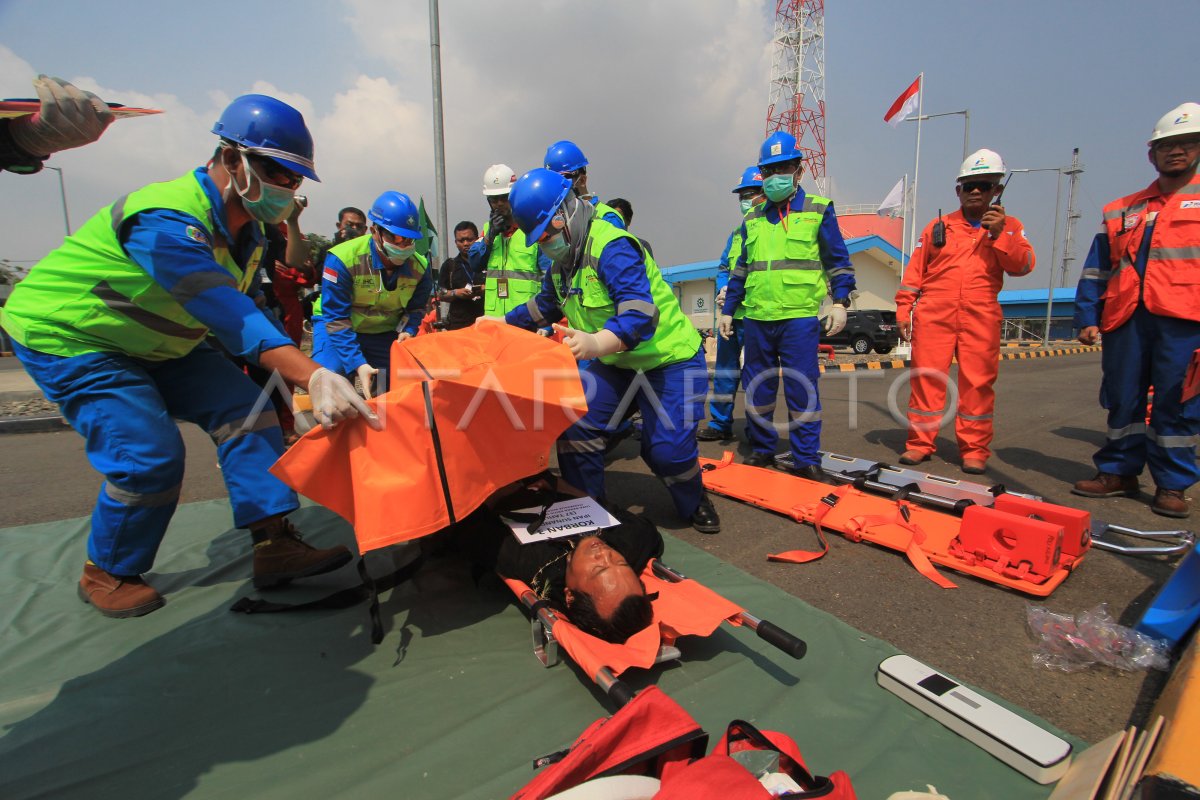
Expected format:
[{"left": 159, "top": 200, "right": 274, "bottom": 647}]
[
  {"left": 368, "top": 191, "right": 424, "bottom": 239},
  {"left": 211, "top": 94, "right": 319, "bottom": 182},
  {"left": 544, "top": 140, "right": 589, "bottom": 174},
  {"left": 509, "top": 168, "right": 573, "bottom": 243},
  {"left": 732, "top": 166, "right": 764, "bottom": 193}
]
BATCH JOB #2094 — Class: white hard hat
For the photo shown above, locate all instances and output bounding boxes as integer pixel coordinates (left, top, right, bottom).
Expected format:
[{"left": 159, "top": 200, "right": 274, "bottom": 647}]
[
  {"left": 482, "top": 164, "right": 517, "bottom": 196},
  {"left": 957, "top": 148, "right": 1006, "bottom": 180},
  {"left": 1148, "top": 102, "right": 1200, "bottom": 145}
]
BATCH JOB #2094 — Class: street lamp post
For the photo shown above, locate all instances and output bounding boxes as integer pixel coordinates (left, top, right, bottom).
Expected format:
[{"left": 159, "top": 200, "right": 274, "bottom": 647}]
[
  {"left": 45, "top": 166, "right": 71, "bottom": 235},
  {"left": 1008, "top": 165, "right": 1068, "bottom": 345},
  {"left": 906, "top": 109, "right": 971, "bottom": 162}
]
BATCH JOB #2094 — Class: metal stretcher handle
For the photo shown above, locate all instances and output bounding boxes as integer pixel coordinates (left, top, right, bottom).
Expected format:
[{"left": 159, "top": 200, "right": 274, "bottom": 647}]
[
  {"left": 596, "top": 668, "right": 635, "bottom": 707},
  {"left": 1090, "top": 522, "right": 1194, "bottom": 557},
  {"left": 748, "top": 616, "right": 808, "bottom": 659},
  {"left": 650, "top": 561, "right": 808, "bottom": 660}
]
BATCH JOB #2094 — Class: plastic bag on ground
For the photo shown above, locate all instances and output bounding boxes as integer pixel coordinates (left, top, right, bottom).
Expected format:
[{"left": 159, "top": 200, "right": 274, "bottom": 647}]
[{"left": 1025, "top": 603, "right": 1171, "bottom": 673}]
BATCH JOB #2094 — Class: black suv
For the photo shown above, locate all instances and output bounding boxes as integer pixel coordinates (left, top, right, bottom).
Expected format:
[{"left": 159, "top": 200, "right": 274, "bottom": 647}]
[{"left": 820, "top": 309, "right": 900, "bottom": 355}]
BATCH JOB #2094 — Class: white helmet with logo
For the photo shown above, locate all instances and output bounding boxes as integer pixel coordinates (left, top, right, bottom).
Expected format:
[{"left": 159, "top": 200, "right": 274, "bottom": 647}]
[
  {"left": 1148, "top": 102, "right": 1200, "bottom": 145},
  {"left": 957, "top": 148, "right": 1006, "bottom": 180},
  {"left": 482, "top": 164, "right": 517, "bottom": 196}
]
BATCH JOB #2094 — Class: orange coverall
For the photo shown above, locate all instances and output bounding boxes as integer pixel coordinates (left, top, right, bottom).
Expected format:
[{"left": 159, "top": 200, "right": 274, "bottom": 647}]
[{"left": 894, "top": 209, "right": 1035, "bottom": 461}]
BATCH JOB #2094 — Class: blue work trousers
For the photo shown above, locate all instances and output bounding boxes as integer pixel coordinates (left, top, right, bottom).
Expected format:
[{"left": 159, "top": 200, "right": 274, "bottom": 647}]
[
  {"left": 707, "top": 317, "right": 745, "bottom": 432},
  {"left": 311, "top": 320, "right": 396, "bottom": 393},
  {"left": 557, "top": 348, "right": 708, "bottom": 518},
  {"left": 13, "top": 342, "right": 298, "bottom": 575},
  {"left": 1093, "top": 307, "right": 1200, "bottom": 490},
  {"left": 742, "top": 317, "right": 822, "bottom": 466}
]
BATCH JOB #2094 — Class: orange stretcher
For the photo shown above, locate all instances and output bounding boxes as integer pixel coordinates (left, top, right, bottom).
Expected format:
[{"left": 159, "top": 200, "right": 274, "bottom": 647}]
[
  {"left": 700, "top": 453, "right": 1091, "bottom": 596},
  {"left": 504, "top": 559, "right": 807, "bottom": 706}
]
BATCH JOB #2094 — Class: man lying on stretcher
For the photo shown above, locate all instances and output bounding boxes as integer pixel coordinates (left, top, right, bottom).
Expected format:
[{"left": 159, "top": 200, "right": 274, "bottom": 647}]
[{"left": 431, "top": 475, "right": 663, "bottom": 644}]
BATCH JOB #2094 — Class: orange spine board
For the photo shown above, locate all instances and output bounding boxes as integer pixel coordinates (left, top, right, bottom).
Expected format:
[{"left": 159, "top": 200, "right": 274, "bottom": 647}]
[{"left": 700, "top": 457, "right": 1086, "bottom": 597}]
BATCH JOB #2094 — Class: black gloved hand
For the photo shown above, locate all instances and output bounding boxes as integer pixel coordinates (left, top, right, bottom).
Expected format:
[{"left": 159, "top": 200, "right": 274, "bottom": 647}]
[{"left": 488, "top": 210, "right": 508, "bottom": 241}]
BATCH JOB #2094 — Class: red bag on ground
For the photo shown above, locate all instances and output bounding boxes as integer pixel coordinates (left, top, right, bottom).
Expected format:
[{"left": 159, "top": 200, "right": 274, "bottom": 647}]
[{"left": 511, "top": 686, "right": 707, "bottom": 800}]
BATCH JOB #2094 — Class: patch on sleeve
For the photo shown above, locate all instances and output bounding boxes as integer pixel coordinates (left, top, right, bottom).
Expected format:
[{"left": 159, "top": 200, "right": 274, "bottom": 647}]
[
  {"left": 322, "top": 267, "right": 339, "bottom": 285},
  {"left": 185, "top": 225, "right": 210, "bottom": 245},
  {"left": 914, "top": 239, "right": 922, "bottom": 249},
  {"left": 1181, "top": 200, "right": 1200, "bottom": 209}
]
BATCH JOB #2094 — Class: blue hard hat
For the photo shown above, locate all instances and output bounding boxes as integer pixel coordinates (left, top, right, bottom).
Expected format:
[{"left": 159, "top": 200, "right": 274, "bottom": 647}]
[
  {"left": 509, "top": 168, "right": 573, "bottom": 242},
  {"left": 758, "top": 131, "right": 803, "bottom": 168},
  {"left": 544, "top": 140, "right": 588, "bottom": 173},
  {"left": 212, "top": 94, "right": 319, "bottom": 181},
  {"left": 732, "top": 166, "right": 763, "bottom": 193},
  {"left": 368, "top": 191, "right": 423, "bottom": 239}
]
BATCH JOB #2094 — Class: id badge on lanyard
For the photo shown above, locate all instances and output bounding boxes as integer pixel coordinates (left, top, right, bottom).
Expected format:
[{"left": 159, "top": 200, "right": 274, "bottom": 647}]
[{"left": 496, "top": 278, "right": 509, "bottom": 299}]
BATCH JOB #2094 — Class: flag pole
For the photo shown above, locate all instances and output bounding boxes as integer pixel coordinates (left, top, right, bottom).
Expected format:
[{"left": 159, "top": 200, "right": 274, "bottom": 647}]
[
  {"left": 909, "top": 73, "right": 924, "bottom": 248},
  {"left": 900, "top": 172, "right": 908, "bottom": 269}
]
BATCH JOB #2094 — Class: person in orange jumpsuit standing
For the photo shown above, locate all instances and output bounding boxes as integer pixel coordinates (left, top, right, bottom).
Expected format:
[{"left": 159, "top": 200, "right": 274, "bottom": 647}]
[{"left": 894, "top": 149, "right": 1035, "bottom": 474}]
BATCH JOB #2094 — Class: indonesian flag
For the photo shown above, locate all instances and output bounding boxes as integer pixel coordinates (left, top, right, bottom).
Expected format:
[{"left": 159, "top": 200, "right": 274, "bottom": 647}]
[{"left": 884, "top": 76, "right": 921, "bottom": 127}]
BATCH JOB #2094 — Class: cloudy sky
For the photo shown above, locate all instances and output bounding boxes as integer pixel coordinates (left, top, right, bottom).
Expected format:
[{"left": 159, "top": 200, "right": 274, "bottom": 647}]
[{"left": 0, "top": 0, "right": 1193, "bottom": 293}]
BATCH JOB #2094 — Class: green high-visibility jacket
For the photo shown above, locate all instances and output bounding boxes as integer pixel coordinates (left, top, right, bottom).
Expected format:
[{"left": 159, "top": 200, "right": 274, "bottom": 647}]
[
  {"left": 740, "top": 195, "right": 831, "bottom": 320},
  {"left": 1, "top": 172, "right": 262, "bottom": 360},
  {"left": 551, "top": 218, "right": 699, "bottom": 371},
  {"left": 481, "top": 223, "right": 543, "bottom": 318},
  {"left": 322, "top": 235, "right": 428, "bottom": 335}
]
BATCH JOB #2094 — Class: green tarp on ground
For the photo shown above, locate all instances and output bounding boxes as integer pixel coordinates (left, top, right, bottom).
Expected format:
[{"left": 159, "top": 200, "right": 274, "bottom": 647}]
[{"left": 0, "top": 500, "right": 1081, "bottom": 799}]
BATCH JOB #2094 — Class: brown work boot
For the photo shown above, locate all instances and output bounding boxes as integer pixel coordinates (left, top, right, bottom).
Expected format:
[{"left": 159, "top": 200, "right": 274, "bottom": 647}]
[
  {"left": 898, "top": 449, "right": 930, "bottom": 466},
  {"left": 962, "top": 459, "right": 987, "bottom": 475},
  {"left": 78, "top": 563, "right": 165, "bottom": 618},
  {"left": 1151, "top": 488, "right": 1190, "bottom": 519},
  {"left": 251, "top": 517, "right": 353, "bottom": 589},
  {"left": 1071, "top": 472, "right": 1139, "bottom": 498}
]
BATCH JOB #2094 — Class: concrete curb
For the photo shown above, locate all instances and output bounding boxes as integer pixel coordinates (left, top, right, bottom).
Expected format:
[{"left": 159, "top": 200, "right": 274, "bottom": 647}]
[
  {"left": 816, "top": 344, "right": 1101, "bottom": 373},
  {"left": 0, "top": 414, "right": 70, "bottom": 434}
]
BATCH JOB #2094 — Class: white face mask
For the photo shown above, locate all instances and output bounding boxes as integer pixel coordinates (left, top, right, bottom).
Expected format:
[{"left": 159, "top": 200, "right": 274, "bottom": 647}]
[{"left": 234, "top": 152, "right": 296, "bottom": 224}]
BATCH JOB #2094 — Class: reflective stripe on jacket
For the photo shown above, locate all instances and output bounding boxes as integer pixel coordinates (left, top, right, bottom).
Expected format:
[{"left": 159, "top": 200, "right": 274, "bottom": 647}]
[
  {"left": 482, "top": 223, "right": 543, "bottom": 317},
  {"left": 1098, "top": 174, "right": 1200, "bottom": 332},
  {"left": 1, "top": 172, "right": 260, "bottom": 360},
  {"left": 325, "top": 235, "right": 428, "bottom": 335},
  {"left": 552, "top": 218, "right": 699, "bottom": 371},
  {"left": 741, "top": 195, "right": 829, "bottom": 320}
]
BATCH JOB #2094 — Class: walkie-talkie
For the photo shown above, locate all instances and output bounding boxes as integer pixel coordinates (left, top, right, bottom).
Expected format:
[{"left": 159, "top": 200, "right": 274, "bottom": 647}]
[
  {"left": 932, "top": 209, "right": 946, "bottom": 247},
  {"left": 987, "top": 174, "right": 1014, "bottom": 239}
]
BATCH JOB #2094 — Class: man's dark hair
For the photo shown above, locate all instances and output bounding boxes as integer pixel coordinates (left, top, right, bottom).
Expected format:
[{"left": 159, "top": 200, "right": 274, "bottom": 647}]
[
  {"left": 566, "top": 590, "right": 654, "bottom": 643},
  {"left": 338, "top": 206, "right": 366, "bottom": 224},
  {"left": 454, "top": 220, "right": 479, "bottom": 236},
  {"left": 607, "top": 198, "right": 633, "bottom": 227}
]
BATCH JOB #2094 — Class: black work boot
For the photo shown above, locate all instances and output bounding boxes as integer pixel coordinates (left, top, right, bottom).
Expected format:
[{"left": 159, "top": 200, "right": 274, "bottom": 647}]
[
  {"left": 743, "top": 451, "right": 775, "bottom": 468},
  {"left": 690, "top": 495, "right": 721, "bottom": 535},
  {"left": 790, "top": 463, "right": 826, "bottom": 483},
  {"left": 251, "top": 518, "right": 352, "bottom": 589},
  {"left": 697, "top": 426, "right": 734, "bottom": 442}
]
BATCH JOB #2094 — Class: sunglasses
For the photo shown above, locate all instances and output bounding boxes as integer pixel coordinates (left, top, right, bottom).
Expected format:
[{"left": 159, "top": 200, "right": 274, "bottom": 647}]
[
  {"left": 246, "top": 153, "right": 304, "bottom": 190},
  {"left": 958, "top": 180, "right": 997, "bottom": 194},
  {"left": 760, "top": 161, "right": 800, "bottom": 177}
]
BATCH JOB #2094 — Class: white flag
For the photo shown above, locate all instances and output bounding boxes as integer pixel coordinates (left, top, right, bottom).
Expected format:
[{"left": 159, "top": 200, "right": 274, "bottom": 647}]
[{"left": 877, "top": 177, "right": 905, "bottom": 217}]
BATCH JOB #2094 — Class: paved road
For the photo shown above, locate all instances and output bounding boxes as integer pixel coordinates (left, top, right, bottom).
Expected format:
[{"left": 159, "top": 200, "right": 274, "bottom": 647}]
[{"left": 0, "top": 351, "right": 1182, "bottom": 743}]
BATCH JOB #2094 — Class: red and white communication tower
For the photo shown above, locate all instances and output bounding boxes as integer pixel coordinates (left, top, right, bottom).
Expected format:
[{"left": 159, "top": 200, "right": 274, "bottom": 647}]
[{"left": 765, "top": 0, "right": 827, "bottom": 195}]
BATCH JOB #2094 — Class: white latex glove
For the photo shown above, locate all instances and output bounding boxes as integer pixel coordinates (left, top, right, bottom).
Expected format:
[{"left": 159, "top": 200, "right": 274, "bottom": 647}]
[
  {"left": 308, "top": 367, "right": 381, "bottom": 430},
  {"left": 715, "top": 286, "right": 727, "bottom": 308},
  {"left": 10, "top": 75, "right": 115, "bottom": 157},
  {"left": 396, "top": 331, "right": 412, "bottom": 343},
  {"left": 355, "top": 363, "right": 379, "bottom": 400},
  {"left": 821, "top": 304, "right": 847, "bottom": 336},
  {"left": 552, "top": 324, "right": 624, "bottom": 361},
  {"left": 718, "top": 314, "right": 734, "bottom": 340}
]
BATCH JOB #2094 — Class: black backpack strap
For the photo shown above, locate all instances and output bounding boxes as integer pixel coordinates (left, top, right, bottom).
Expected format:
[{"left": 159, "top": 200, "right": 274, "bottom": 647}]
[{"left": 230, "top": 552, "right": 425, "bottom": 644}]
